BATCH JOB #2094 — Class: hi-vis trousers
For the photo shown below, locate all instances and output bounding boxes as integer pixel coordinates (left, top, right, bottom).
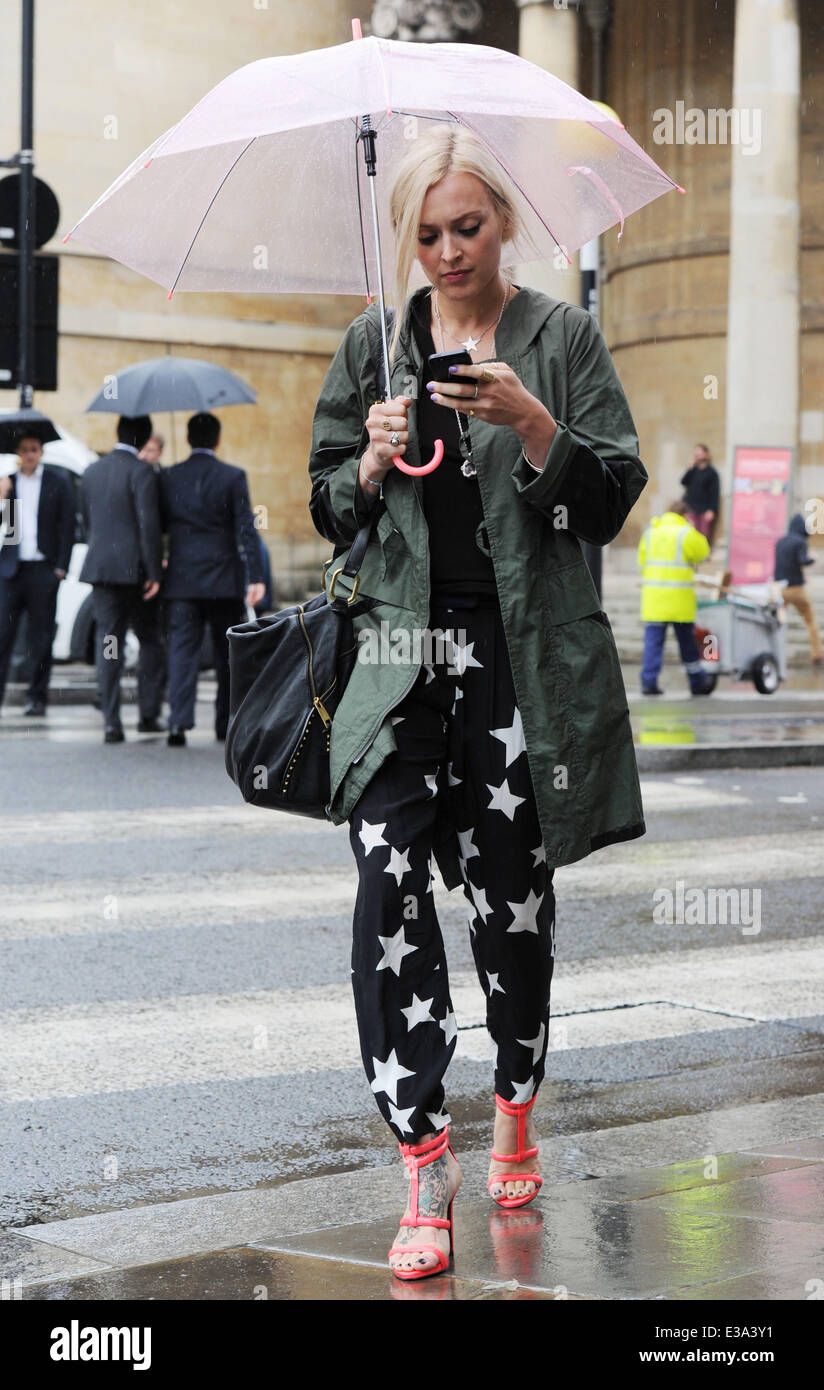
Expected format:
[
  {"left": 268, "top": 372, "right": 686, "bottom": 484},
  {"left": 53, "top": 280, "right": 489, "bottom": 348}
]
[{"left": 347, "top": 594, "right": 555, "bottom": 1142}]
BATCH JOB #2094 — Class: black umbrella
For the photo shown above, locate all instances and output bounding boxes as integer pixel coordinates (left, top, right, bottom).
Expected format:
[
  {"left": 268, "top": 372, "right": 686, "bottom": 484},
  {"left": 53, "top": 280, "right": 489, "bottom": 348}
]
[
  {"left": 85, "top": 356, "right": 257, "bottom": 415},
  {"left": 0, "top": 408, "right": 61, "bottom": 453}
]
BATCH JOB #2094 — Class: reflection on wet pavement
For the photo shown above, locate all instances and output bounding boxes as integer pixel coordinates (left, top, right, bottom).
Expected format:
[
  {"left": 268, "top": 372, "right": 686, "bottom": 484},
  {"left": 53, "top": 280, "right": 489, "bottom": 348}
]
[{"left": 632, "top": 684, "right": 824, "bottom": 746}]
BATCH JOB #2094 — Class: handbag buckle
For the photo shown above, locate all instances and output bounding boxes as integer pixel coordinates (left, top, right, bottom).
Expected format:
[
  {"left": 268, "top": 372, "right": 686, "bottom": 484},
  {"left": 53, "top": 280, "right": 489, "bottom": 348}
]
[{"left": 329, "top": 567, "right": 360, "bottom": 604}]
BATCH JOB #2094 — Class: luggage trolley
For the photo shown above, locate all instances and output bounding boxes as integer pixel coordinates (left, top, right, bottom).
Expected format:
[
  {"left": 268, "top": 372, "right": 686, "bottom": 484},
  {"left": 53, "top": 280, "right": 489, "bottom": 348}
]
[{"left": 695, "top": 581, "right": 787, "bottom": 694}]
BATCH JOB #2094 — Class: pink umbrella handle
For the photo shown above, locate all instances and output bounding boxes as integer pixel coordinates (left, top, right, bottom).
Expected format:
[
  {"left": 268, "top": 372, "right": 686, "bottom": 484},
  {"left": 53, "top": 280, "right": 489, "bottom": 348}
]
[{"left": 393, "top": 438, "right": 445, "bottom": 476}]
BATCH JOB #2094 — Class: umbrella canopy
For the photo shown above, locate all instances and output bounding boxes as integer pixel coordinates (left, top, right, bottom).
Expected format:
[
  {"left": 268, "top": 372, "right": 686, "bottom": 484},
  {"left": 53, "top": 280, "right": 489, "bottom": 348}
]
[
  {"left": 0, "top": 408, "right": 61, "bottom": 454},
  {"left": 0, "top": 413, "right": 97, "bottom": 475},
  {"left": 84, "top": 355, "right": 257, "bottom": 414},
  {"left": 63, "top": 34, "right": 683, "bottom": 300}
]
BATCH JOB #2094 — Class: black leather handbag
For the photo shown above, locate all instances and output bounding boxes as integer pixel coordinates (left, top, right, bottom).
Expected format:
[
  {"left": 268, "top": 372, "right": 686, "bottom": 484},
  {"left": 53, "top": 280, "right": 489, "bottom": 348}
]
[{"left": 224, "top": 503, "right": 382, "bottom": 818}]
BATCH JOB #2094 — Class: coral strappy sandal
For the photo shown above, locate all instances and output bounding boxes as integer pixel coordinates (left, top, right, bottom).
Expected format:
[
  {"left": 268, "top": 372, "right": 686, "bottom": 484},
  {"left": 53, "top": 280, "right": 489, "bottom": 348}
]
[
  {"left": 487, "top": 1093, "right": 543, "bottom": 1209},
  {"left": 388, "top": 1127, "right": 458, "bottom": 1281}
]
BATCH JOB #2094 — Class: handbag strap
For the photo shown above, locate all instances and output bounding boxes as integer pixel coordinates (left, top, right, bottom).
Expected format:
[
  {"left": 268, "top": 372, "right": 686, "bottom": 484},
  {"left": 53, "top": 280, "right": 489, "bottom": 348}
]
[{"left": 339, "top": 496, "right": 384, "bottom": 580}]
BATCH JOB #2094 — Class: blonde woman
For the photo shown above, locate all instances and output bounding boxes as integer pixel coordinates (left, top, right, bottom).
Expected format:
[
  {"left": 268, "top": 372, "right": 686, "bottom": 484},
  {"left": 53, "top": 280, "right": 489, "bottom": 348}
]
[{"left": 308, "top": 126, "right": 647, "bottom": 1280}]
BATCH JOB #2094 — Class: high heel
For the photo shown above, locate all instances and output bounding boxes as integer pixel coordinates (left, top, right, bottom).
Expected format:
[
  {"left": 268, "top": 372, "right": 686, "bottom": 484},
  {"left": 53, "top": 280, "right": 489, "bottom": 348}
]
[
  {"left": 388, "top": 1126, "right": 458, "bottom": 1281},
  {"left": 487, "top": 1093, "right": 542, "bottom": 1209}
]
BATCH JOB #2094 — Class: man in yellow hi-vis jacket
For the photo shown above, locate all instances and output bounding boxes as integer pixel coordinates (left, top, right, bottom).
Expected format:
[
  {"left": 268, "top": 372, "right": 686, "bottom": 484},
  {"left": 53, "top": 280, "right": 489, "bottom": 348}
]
[{"left": 638, "top": 500, "right": 712, "bottom": 695}]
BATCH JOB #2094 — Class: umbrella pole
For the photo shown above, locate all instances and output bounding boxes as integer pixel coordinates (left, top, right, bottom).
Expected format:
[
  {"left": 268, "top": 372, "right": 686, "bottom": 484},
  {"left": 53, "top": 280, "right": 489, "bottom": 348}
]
[
  {"left": 359, "top": 116, "right": 391, "bottom": 396},
  {"left": 357, "top": 112, "right": 444, "bottom": 476}
]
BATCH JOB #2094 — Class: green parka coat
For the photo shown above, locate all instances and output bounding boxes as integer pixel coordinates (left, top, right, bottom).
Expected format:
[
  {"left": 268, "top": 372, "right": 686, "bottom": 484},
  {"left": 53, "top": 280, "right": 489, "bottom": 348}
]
[{"left": 308, "top": 283, "right": 647, "bottom": 891}]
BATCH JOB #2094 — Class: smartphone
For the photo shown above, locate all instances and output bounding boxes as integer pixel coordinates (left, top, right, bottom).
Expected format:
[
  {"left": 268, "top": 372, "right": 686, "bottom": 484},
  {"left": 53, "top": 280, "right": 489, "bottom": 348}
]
[{"left": 426, "top": 348, "right": 472, "bottom": 384}]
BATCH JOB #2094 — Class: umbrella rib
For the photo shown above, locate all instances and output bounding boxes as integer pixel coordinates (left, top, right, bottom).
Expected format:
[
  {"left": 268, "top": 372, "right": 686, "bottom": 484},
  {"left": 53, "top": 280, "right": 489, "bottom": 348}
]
[
  {"left": 450, "top": 111, "right": 567, "bottom": 261},
  {"left": 167, "top": 137, "right": 258, "bottom": 298}
]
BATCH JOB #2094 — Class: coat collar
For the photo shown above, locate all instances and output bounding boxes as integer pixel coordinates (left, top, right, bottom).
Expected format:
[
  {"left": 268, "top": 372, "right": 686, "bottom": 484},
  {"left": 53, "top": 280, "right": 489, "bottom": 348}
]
[{"left": 386, "top": 281, "right": 566, "bottom": 366}]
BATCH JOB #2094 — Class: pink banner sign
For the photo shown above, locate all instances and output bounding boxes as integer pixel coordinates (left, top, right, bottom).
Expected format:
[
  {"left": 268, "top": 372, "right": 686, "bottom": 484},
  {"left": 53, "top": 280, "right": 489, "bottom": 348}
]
[{"left": 728, "top": 446, "right": 793, "bottom": 585}]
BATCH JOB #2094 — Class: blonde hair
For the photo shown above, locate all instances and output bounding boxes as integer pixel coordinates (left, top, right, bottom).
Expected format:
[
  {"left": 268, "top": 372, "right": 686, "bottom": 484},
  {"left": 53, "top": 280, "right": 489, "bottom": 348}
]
[{"left": 386, "top": 125, "right": 523, "bottom": 367}]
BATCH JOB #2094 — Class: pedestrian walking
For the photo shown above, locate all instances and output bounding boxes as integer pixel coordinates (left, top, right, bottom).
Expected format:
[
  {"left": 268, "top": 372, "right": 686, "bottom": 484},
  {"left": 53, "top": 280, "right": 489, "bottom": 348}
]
[
  {"left": 681, "top": 443, "right": 720, "bottom": 544},
  {"left": 775, "top": 512, "right": 823, "bottom": 665},
  {"left": 159, "top": 412, "right": 264, "bottom": 747},
  {"left": 638, "top": 500, "right": 712, "bottom": 695},
  {"left": 309, "top": 126, "right": 647, "bottom": 1281},
  {"left": 0, "top": 434, "right": 75, "bottom": 716},
  {"left": 79, "top": 415, "right": 165, "bottom": 742}
]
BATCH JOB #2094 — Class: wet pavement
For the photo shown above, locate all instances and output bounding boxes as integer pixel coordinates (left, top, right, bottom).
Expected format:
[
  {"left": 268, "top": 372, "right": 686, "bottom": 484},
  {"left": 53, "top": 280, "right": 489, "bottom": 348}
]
[{"left": 11, "top": 1130, "right": 824, "bottom": 1300}]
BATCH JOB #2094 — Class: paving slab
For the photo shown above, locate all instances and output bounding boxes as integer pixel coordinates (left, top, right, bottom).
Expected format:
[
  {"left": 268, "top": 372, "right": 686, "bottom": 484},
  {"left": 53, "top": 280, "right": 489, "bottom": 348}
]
[
  {"left": 20, "top": 1246, "right": 570, "bottom": 1301},
  {"left": 0, "top": 1231, "right": 112, "bottom": 1289},
  {"left": 641, "top": 1162, "right": 824, "bottom": 1226},
  {"left": 576, "top": 1150, "right": 823, "bottom": 1202},
  {"left": 256, "top": 1194, "right": 824, "bottom": 1301}
]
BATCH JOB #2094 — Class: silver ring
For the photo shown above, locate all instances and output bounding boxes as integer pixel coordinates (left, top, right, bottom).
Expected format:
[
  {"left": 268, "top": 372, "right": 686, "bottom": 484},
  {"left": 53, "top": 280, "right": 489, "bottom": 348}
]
[
  {"left": 473, "top": 382, "right": 479, "bottom": 399},
  {"left": 389, "top": 431, "right": 400, "bottom": 447}
]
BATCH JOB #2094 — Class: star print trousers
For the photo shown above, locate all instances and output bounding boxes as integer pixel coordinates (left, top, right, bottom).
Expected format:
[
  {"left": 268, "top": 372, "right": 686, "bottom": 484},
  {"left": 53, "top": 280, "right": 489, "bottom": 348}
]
[{"left": 348, "top": 594, "right": 555, "bottom": 1142}]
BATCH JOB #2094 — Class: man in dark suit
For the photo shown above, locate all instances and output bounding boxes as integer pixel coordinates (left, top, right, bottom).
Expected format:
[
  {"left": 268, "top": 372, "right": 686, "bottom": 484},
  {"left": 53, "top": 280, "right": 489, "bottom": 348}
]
[
  {"left": 160, "top": 412, "right": 264, "bottom": 747},
  {"left": 0, "top": 434, "right": 75, "bottom": 715},
  {"left": 80, "top": 415, "right": 165, "bottom": 743}
]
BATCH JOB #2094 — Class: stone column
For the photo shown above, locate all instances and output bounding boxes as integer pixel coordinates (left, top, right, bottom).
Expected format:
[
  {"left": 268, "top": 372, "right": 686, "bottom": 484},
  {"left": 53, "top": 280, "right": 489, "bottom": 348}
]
[
  {"left": 725, "top": 0, "right": 800, "bottom": 475},
  {"left": 514, "top": 0, "right": 581, "bottom": 301}
]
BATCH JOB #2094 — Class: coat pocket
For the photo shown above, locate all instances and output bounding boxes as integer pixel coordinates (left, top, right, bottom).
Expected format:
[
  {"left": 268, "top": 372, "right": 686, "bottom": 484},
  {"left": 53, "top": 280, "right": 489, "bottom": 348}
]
[
  {"left": 541, "top": 560, "right": 602, "bottom": 625},
  {"left": 376, "top": 508, "right": 408, "bottom": 581}
]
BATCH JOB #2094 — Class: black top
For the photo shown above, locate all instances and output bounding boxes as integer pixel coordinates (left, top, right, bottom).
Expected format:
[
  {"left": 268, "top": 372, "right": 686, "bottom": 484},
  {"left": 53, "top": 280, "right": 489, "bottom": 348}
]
[
  {"left": 410, "top": 292, "right": 497, "bottom": 599},
  {"left": 775, "top": 513, "right": 815, "bottom": 587},
  {"left": 680, "top": 463, "right": 720, "bottom": 514}
]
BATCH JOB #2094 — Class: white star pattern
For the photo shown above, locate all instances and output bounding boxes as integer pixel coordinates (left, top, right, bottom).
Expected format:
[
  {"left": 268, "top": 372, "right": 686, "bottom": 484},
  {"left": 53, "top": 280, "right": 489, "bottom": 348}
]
[
  {"left": 516, "top": 1023, "right": 546, "bottom": 1065},
  {"left": 449, "top": 638, "right": 484, "bottom": 677},
  {"left": 390, "top": 714, "right": 405, "bottom": 726},
  {"left": 491, "top": 707, "right": 526, "bottom": 767},
  {"left": 424, "top": 771, "right": 439, "bottom": 798},
  {"left": 425, "top": 1108, "right": 452, "bottom": 1130},
  {"left": 505, "top": 888, "right": 544, "bottom": 935},
  {"left": 447, "top": 761, "right": 462, "bottom": 787},
  {"left": 510, "top": 1077, "right": 535, "bottom": 1104},
  {"left": 531, "top": 842, "right": 547, "bottom": 866},
  {"left": 358, "top": 820, "right": 388, "bottom": 855},
  {"left": 439, "top": 1009, "right": 458, "bottom": 1046},
  {"left": 384, "top": 845, "right": 412, "bottom": 886},
  {"left": 388, "top": 1101, "right": 416, "bottom": 1134},
  {"left": 457, "top": 826, "right": 480, "bottom": 864},
  {"left": 487, "top": 778, "right": 526, "bottom": 821},
  {"left": 470, "top": 880, "right": 493, "bottom": 926},
  {"left": 376, "top": 925, "right": 418, "bottom": 976},
  {"left": 451, "top": 685, "right": 463, "bottom": 715},
  {"left": 371, "top": 1049, "right": 416, "bottom": 1104},
  {"left": 423, "top": 663, "right": 436, "bottom": 684},
  {"left": 486, "top": 971, "right": 506, "bottom": 996},
  {"left": 400, "top": 993, "right": 436, "bottom": 1030},
  {"left": 464, "top": 898, "right": 477, "bottom": 937}
]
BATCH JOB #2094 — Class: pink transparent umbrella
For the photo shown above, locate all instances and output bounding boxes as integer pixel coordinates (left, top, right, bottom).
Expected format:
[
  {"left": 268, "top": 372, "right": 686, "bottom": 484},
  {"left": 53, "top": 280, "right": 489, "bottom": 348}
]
[{"left": 63, "top": 19, "right": 683, "bottom": 475}]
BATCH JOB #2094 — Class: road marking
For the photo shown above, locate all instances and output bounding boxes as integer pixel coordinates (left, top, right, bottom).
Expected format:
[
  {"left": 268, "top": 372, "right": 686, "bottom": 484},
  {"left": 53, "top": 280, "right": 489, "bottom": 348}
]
[{"left": 1, "top": 937, "right": 819, "bottom": 1103}]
